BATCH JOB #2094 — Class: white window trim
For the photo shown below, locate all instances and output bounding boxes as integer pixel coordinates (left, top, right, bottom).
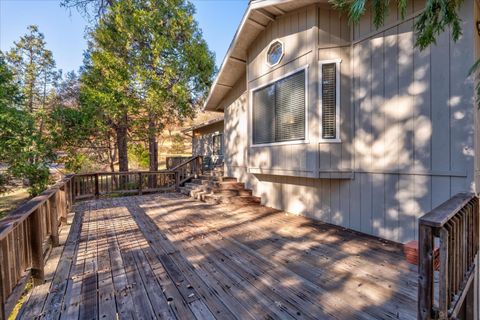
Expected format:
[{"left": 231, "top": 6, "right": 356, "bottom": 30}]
[
  {"left": 318, "top": 58, "right": 341, "bottom": 143},
  {"left": 249, "top": 65, "right": 309, "bottom": 148},
  {"left": 266, "top": 39, "right": 285, "bottom": 68}
]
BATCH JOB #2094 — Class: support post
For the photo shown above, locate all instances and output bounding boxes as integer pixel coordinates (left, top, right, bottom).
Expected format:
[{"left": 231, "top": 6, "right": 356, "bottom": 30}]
[
  {"left": 138, "top": 172, "right": 143, "bottom": 195},
  {"left": 49, "top": 194, "right": 59, "bottom": 247},
  {"left": 0, "top": 244, "right": 6, "bottom": 320},
  {"left": 419, "top": 224, "right": 434, "bottom": 320},
  {"left": 175, "top": 171, "right": 179, "bottom": 190},
  {"left": 94, "top": 174, "right": 99, "bottom": 199},
  {"left": 438, "top": 228, "right": 449, "bottom": 318},
  {"left": 71, "top": 177, "right": 76, "bottom": 204},
  {"left": 30, "top": 209, "right": 45, "bottom": 285}
]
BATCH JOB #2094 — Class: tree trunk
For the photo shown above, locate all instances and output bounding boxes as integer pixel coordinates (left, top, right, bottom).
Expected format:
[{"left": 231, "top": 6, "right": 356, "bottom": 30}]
[
  {"left": 148, "top": 116, "right": 158, "bottom": 188},
  {"left": 108, "top": 137, "right": 116, "bottom": 173},
  {"left": 148, "top": 116, "right": 158, "bottom": 172},
  {"left": 116, "top": 113, "right": 129, "bottom": 172}
]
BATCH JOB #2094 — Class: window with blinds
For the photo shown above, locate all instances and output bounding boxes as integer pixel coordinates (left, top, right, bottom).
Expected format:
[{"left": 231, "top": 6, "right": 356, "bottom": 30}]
[
  {"left": 252, "top": 69, "right": 306, "bottom": 145},
  {"left": 321, "top": 62, "right": 338, "bottom": 140}
]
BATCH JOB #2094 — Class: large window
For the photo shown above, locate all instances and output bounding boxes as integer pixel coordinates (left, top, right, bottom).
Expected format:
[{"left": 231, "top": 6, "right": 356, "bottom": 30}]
[
  {"left": 252, "top": 69, "right": 306, "bottom": 145},
  {"left": 319, "top": 59, "right": 341, "bottom": 141}
]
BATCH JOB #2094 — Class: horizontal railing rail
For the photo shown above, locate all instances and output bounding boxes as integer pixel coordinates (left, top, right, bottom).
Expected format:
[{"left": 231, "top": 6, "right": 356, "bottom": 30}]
[
  {"left": 73, "top": 170, "right": 176, "bottom": 200},
  {"left": 0, "top": 175, "right": 74, "bottom": 319},
  {"left": 418, "top": 193, "right": 479, "bottom": 320}
]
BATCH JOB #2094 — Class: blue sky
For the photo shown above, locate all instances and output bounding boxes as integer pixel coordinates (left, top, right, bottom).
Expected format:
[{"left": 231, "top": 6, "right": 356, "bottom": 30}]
[{"left": 0, "top": 0, "right": 247, "bottom": 73}]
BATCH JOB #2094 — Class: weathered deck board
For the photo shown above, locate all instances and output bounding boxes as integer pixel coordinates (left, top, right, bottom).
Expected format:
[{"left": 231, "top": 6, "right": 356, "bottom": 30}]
[{"left": 18, "top": 193, "right": 418, "bottom": 320}]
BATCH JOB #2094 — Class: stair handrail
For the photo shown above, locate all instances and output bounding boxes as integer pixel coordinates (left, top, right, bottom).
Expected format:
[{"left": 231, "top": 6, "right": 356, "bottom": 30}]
[{"left": 169, "top": 155, "right": 203, "bottom": 188}]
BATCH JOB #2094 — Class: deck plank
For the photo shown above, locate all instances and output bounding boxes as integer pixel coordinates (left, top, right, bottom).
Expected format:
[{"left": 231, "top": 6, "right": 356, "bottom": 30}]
[{"left": 19, "top": 194, "right": 418, "bottom": 320}]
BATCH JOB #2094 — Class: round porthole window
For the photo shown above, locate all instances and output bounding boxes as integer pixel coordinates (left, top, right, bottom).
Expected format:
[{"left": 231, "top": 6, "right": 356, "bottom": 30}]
[{"left": 267, "top": 40, "right": 284, "bottom": 67}]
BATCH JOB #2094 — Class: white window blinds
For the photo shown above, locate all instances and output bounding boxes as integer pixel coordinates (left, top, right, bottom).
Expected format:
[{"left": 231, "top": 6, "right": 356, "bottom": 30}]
[
  {"left": 252, "top": 69, "right": 306, "bottom": 145},
  {"left": 321, "top": 63, "right": 337, "bottom": 140},
  {"left": 320, "top": 62, "right": 340, "bottom": 140}
]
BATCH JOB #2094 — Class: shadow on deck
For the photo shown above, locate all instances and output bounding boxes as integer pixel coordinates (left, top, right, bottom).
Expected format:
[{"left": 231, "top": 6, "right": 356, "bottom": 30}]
[{"left": 18, "top": 193, "right": 418, "bottom": 319}]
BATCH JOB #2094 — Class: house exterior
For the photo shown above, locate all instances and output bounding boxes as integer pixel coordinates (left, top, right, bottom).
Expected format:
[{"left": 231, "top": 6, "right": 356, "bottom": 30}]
[
  {"left": 203, "top": 0, "right": 480, "bottom": 244},
  {"left": 182, "top": 118, "right": 225, "bottom": 169}
]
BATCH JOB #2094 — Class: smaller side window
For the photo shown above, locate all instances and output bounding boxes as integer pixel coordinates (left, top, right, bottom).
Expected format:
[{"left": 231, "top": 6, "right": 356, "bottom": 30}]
[
  {"left": 319, "top": 59, "right": 341, "bottom": 141},
  {"left": 213, "top": 134, "right": 223, "bottom": 155}
]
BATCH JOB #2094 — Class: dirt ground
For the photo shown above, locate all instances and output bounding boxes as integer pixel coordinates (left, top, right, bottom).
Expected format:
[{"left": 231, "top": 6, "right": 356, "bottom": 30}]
[{"left": 0, "top": 188, "right": 30, "bottom": 219}]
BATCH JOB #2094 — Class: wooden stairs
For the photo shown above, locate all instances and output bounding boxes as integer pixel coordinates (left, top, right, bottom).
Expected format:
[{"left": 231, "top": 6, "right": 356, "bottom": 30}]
[{"left": 179, "top": 167, "right": 261, "bottom": 205}]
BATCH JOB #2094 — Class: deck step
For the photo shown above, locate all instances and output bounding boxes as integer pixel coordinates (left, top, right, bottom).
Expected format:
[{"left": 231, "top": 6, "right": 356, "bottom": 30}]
[
  {"left": 179, "top": 169, "right": 260, "bottom": 207},
  {"left": 203, "top": 194, "right": 261, "bottom": 205},
  {"left": 197, "top": 175, "right": 237, "bottom": 182},
  {"left": 211, "top": 189, "right": 252, "bottom": 197}
]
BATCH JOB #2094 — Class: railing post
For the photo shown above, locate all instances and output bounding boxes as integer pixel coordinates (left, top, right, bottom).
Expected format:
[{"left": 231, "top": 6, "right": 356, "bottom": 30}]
[
  {"left": 138, "top": 172, "right": 143, "bottom": 195},
  {"left": 0, "top": 243, "right": 5, "bottom": 320},
  {"left": 94, "top": 173, "right": 99, "bottom": 199},
  {"left": 49, "top": 193, "right": 59, "bottom": 247},
  {"left": 175, "top": 171, "right": 179, "bottom": 190},
  {"left": 30, "top": 208, "right": 45, "bottom": 285},
  {"left": 419, "top": 223, "right": 434, "bottom": 320},
  {"left": 71, "top": 177, "right": 76, "bottom": 203},
  {"left": 438, "top": 228, "right": 449, "bottom": 318}
]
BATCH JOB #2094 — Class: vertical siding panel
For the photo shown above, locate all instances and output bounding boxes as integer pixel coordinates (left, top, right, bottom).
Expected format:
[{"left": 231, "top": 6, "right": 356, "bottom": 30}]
[
  {"left": 450, "top": 2, "right": 475, "bottom": 195},
  {"left": 353, "top": 43, "right": 361, "bottom": 171},
  {"left": 432, "top": 177, "right": 450, "bottom": 208},
  {"left": 413, "top": 18, "right": 431, "bottom": 172},
  {"left": 397, "top": 21, "right": 415, "bottom": 243},
  {"left": 357, "top": 8, "right": 371, "bottom": 40},
  {"left": 430, "top": 31, "right": 451, "bottom": 206},
  {"left": 318, "top": 8, "right": 329, "bottom": 46},
  {"left": 340, "top": 12, "right": 350, "bottom": 43},
  {"left": 349, "top": 173, "right": 362, "bottom": 232},
  {"left": 413, "top": 0, "right": 427, "bottom": 12},
  {"left": 320, "top": 179, "right": 331, "bottom": 223},
  {"left": 339, "top": 181, "right": 350, "bottom": 228},
  {"left": 371, "top": 34, "right": 384, "bottom": 170},
  {"left": 430, "top": 32, "right": 450, "bottom": 172},
  {"left": 371, "top": 173, "right": 385, "bottom": 237},
  {"left": 398, "top": 20, "right": 414, "bottom": 171},
  {"left": 338, "top": 47, "right": 354, "bottom": 170},
  {"left": 299, "top": 8, "right": 307, "bottom": 48},
  {"left": 385, "top": 174, "right": 400, "bottom": 242},
  {"left": 357, "top": 39, "right": 372, "bottom": 170},
  {"left": 414, "top": 175, "right": 431, "bottom": 241},
  {"left": 384, "top": 27, "right": 399, "bottom": 171},
  {"left": 329, "top": 9, "right": 341, "bottom": 48},
  {"left": 360, "top": 173, "right": 373, "bottom": 234},
  {"left": 398, "top": 175, "right": 415, "bottom": 243},
  {"left": 340, "top": 47, "right": 352, "bottom": 171},
  {"left": 330, "top": 180, "right": 341, "bottom": 225}
]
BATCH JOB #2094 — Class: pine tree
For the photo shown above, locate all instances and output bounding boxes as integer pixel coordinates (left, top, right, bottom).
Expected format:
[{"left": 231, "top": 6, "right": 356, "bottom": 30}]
[{"left": 6, "top": 25, "right": 60, "bottom": 114}]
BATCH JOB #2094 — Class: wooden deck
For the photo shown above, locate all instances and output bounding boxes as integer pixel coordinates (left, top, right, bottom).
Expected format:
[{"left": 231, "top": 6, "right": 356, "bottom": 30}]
[{"left": 18, "top": 193, "right": 418, "bottom": 319}]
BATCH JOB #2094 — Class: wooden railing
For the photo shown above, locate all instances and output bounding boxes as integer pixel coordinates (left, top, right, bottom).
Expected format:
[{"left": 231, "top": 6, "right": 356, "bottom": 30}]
[
  {"left": 170, "top": 155, "right": 203, "bottom": 187},
  {"left": 166, "top": 156, "right": 192, "bottom": 170},
  {"left": 0, "top": 159, "right": 203, "bottom": 319},
  {"left": 419, "top": 193, "right": 479, "bottom": 320},
  {"left": 73, "top": 171, "right": 176, "bottom": 200},
  {"left": 0, "top": 175, "right": 74, "bottom": 319}
]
